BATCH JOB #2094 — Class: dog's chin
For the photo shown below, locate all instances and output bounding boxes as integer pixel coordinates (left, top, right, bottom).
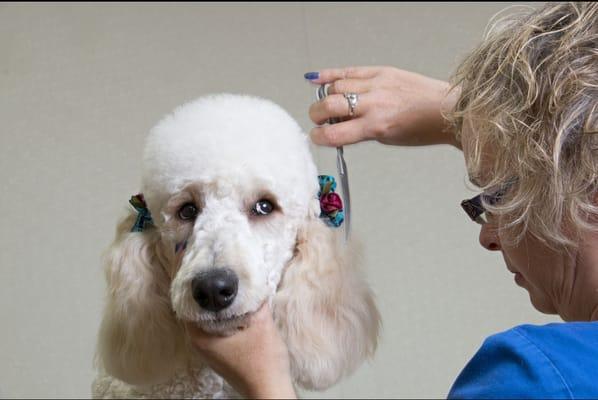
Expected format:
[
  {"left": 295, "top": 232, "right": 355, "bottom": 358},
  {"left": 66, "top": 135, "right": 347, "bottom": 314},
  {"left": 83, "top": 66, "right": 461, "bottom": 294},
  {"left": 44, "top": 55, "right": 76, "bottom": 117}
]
[{"left": 195, "top": 312, "right": 253, "bottom": 337}]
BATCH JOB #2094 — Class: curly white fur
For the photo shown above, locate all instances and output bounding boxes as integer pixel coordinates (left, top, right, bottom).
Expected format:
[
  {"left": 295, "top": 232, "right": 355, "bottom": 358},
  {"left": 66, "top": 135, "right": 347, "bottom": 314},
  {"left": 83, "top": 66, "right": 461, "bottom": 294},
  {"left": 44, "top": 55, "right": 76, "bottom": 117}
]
[{"left": 93, "top": 94, "right": 381, "bottom": 398}]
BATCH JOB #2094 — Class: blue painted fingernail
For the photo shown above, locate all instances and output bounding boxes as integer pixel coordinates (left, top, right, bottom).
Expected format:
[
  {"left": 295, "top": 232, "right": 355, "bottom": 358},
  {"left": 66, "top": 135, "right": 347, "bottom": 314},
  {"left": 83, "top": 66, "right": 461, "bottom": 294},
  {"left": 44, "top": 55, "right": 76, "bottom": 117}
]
[{"left": 304, "top": 72, "right": 319, "bottom": 80}]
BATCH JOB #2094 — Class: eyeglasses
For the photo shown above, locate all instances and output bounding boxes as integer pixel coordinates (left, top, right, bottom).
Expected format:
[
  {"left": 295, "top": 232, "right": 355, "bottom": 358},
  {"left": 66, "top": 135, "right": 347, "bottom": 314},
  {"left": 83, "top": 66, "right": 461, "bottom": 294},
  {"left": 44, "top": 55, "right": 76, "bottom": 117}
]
[{"left": 460, "top": 179, "right": 516, "bottom": 224}]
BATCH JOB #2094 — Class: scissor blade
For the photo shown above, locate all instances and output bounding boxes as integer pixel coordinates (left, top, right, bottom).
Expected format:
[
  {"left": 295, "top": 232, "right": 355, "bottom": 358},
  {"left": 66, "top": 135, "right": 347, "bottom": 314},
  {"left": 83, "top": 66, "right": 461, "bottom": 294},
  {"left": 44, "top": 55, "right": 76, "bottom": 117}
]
[{"left": 337, "top": 147, "right": 351, "bottom": 241}]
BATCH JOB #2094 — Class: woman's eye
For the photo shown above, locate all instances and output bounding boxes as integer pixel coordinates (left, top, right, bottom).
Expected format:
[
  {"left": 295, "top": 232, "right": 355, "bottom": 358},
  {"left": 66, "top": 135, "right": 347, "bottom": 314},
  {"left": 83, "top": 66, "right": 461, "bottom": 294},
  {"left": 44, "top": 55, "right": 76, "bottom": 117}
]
[
  {"left": 178, "top": 203, "right": 199, "bottom": 220},
  {"left": 483, "top": 178, "right": 517, "bottom": 206},
  {"left": 484, "top": 184, "right": 511, "bottom": 206},
  {"left": 482, "top": 191, "right": 502, "bottom": 206},
  {"left": 253, "top": 200, "right": 273, "bottom": 216}
]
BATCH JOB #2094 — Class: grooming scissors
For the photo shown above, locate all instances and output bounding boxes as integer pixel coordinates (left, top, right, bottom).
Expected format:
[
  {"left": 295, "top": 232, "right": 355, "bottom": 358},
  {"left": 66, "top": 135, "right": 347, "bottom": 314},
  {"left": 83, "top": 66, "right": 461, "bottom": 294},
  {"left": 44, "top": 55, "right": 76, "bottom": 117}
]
[{"left": 316, "top": 83, "right": 351, "bottom": 241}]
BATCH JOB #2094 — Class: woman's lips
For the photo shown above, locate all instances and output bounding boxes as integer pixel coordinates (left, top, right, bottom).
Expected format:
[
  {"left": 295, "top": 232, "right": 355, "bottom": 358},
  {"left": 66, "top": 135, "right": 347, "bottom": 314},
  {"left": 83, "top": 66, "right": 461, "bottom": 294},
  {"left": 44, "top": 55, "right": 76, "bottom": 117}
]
[{"left": 503, "top": 254, "right": 525, "bottom": 286}]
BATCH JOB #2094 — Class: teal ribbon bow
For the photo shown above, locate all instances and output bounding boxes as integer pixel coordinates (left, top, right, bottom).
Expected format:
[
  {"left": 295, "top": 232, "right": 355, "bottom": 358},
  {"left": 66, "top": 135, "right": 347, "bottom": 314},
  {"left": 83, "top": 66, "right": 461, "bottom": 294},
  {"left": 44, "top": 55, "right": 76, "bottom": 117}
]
[{"left": 129, "top": 193, "right": 153, "bottom": 232}]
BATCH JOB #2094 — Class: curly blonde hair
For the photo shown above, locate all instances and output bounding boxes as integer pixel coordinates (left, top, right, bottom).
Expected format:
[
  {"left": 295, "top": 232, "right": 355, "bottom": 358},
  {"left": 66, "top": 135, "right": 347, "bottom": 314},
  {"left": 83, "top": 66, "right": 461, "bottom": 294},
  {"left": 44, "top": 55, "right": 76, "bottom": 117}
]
[{"left": 449, "top": 2, "right": 598, "bottom": 247}]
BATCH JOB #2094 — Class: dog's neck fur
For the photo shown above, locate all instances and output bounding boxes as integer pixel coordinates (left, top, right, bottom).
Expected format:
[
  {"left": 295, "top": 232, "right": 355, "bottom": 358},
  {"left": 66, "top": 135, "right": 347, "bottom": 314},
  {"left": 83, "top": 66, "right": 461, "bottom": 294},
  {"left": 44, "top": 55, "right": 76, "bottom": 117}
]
[{"left": 92, "top": 362, "right": 240, "bottom": 399}]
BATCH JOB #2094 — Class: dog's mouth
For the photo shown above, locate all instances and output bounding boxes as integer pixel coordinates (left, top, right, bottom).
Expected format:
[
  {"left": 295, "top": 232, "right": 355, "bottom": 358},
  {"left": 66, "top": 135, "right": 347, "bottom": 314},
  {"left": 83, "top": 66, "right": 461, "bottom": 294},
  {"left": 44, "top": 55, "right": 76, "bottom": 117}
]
[{"left": 195, "top": 311, "right": 253, "bottom": 336}]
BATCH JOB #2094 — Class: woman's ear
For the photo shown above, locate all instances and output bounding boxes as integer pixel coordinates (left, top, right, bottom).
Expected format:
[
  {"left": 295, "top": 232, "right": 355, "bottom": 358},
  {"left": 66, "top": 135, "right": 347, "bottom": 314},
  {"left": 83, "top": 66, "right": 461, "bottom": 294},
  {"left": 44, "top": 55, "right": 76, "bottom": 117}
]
[
  {"left": 95, "top": 211, "right": 186, "bottom": 386},
  {"left": 273, "top": 216, "right": 381, "bottom": 391}
]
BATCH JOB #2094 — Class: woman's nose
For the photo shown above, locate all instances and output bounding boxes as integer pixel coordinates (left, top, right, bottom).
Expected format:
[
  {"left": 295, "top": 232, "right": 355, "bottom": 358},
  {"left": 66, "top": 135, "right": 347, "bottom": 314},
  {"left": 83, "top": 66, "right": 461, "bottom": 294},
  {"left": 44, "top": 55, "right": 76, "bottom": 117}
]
[{"left": 479, "top": 222, "right": 501, "bottom": 251}]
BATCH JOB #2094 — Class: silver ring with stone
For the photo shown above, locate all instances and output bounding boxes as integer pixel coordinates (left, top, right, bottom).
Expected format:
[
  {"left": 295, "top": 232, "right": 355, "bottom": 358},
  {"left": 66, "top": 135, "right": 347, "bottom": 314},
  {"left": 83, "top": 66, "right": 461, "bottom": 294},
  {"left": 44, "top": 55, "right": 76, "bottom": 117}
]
[{"left": 343, "top": 92, "right": 359, "bottom": 117}]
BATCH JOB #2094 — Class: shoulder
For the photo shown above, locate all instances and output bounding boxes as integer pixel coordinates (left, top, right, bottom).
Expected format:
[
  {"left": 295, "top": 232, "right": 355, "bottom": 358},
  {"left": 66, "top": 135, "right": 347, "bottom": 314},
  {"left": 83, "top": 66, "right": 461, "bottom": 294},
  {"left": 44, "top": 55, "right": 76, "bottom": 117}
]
[{"left": 448, "top": 322, "right": 598, "bottom": 399}]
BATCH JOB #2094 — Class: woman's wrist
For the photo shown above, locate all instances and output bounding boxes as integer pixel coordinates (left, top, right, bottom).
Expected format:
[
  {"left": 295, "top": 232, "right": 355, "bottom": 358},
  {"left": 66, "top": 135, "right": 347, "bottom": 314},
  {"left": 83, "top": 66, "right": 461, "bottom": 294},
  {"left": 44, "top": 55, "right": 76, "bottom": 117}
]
[
  {"left": 437, "top": 80, "right": 461, "bottom": 149},
  {"left": 379, "top": 73, "right": 461, "bottom": 149}
]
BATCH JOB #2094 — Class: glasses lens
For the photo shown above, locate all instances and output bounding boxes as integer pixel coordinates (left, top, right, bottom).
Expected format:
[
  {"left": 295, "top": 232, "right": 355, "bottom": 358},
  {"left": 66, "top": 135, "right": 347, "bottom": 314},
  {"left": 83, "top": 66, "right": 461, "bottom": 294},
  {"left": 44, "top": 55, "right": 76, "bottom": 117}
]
[
  {"left": 461, "top": 195, "right": 485, "bottom": 223},
  {"left": 462, "top": 178, "right": 517, "bottom": 225}
]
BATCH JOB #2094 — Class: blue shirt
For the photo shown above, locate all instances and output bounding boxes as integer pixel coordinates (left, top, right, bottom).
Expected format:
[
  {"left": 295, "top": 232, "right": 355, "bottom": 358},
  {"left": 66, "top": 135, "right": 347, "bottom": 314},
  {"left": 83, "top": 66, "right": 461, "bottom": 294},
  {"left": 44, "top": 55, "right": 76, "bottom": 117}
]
[{"left": 448, "top": 322, "right": 598, "bottom": 399}]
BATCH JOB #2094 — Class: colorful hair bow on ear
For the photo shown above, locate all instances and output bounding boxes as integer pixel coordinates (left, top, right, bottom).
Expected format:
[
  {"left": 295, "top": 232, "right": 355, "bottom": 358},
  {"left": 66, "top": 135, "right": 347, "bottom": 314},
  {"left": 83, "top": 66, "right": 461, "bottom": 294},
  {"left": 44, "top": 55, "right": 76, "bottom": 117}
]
[
  {"left": 129, "top": 193, "right": 154, "bottom": 232},
  {"left": 318, "top": 175, "right": 344, "bottom": 228}
]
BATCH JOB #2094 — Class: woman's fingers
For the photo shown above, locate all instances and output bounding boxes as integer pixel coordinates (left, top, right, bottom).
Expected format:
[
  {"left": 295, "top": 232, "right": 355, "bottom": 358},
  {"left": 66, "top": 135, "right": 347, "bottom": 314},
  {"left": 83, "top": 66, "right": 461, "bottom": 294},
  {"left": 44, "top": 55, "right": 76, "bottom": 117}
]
[
  {"left": 307, "top": 66, "right": 382, "bottom": 84},
  {"left": 310, "top": 118, "right": 370, "bottom": 147},
  {"left": 309, "top": 90, "right": 377, "bottom": 146},
  {"left": 309, "top": 94, "right": 362, "bottom": 125},
  {"left": 306, "top": 68, "right": 380, "bottom": 146},
  {"left": 326, "top": 78, "right": 371, "bottom": 95},
  {"left": 310, "top": 90, "right": 374, "bottom": 125}
]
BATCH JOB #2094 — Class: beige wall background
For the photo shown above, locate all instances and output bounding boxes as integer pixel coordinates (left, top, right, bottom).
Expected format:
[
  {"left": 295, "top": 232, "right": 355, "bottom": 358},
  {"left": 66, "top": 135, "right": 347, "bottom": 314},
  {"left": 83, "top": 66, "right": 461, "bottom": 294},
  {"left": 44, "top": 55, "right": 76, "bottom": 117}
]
[{"left": 0, "top": 2, "right": 555, "bottom": 399}]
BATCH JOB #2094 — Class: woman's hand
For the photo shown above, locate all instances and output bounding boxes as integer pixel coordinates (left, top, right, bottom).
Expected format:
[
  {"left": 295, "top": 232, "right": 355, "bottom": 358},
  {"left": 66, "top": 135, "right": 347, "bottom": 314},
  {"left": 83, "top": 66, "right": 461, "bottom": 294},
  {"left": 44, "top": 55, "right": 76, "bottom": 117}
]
[
  {"left": 186, "top": 303, "right": 296, "bottom": 399},
  {"left": 307, "top": 66, "right": 460, "bottom": 148}
]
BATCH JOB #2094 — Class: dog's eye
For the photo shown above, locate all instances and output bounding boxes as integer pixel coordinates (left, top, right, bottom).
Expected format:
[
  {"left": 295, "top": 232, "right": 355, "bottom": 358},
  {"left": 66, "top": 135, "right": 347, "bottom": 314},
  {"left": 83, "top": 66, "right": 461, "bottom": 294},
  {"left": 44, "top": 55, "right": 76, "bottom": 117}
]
[
  {"left": 252, "top": 200, "right": 273, "bottom": 216},
  {"left": 178, "top": 203, "right": 199, "bottom": 220}
]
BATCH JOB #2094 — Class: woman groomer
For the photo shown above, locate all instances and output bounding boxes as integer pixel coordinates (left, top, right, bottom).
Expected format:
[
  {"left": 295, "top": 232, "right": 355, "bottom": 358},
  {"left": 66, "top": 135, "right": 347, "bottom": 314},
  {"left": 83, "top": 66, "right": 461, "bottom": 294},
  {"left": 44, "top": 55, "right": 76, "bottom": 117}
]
[{"left": 187, "top": 3, "right": 598, "bottom": 398}]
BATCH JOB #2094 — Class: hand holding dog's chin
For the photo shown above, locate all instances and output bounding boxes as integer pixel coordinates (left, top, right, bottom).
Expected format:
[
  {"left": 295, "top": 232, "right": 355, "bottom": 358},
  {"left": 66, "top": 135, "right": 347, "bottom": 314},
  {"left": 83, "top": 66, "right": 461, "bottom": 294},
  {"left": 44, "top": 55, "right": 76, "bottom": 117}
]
[{"left": 186, "top": 303, "right": 297, "bottom": 399}]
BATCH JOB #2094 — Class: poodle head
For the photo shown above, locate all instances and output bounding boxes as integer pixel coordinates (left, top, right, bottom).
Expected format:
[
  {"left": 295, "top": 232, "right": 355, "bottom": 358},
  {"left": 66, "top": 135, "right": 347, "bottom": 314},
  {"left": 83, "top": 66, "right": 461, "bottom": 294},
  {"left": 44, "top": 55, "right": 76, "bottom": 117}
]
[
  {"left": 96, "top": 94, "right": 379, "bottom": 390},
  {"left": 142, "top": 94, "right": 319, "bottom": 334}
]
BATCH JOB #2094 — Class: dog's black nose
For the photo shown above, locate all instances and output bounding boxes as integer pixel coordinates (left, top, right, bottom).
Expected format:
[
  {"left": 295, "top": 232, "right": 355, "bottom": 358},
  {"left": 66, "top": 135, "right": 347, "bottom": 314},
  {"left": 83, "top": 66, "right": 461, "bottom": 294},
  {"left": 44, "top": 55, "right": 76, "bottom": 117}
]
[{"left": 191, "top": 268, "right": 238, "bottom": 312}]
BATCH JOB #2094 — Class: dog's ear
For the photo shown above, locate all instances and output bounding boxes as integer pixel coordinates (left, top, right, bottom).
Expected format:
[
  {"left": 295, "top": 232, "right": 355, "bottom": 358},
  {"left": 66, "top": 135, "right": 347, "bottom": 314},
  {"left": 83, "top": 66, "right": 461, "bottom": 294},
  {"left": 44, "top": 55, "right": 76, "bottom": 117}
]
[
  {"left": 273, "top": 216, "right": 381, "bottom": 391},
  {"left": 95, "top": 211, "right": 186, "bottom": 386}
]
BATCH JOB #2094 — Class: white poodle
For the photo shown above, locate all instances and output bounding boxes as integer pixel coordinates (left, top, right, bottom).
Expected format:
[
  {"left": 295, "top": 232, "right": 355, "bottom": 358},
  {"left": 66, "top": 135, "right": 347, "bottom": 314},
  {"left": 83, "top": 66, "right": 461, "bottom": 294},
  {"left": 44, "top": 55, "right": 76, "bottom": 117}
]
[{"left": 92, "top": 94, "right": 380, "bottom": 398}]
